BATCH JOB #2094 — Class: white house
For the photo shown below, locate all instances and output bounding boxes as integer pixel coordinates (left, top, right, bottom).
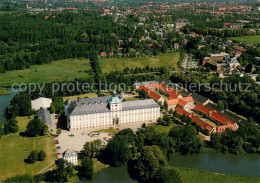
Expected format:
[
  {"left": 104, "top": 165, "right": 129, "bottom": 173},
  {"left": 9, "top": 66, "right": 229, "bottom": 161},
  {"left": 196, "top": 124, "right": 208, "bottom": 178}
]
[
  {"left": 31, "top": 97, "right": 52, "bottom": 111},
  {"left": 63, "top": 149, "right": 78, "bottom": 165}
]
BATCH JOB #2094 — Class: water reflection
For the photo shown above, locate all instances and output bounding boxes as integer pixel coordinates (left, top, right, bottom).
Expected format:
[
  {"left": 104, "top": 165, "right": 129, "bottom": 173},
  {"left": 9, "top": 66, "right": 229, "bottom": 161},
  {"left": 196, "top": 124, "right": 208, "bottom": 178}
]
[{"left": 0, "top": 88, "right": 20, "bottom": 124}]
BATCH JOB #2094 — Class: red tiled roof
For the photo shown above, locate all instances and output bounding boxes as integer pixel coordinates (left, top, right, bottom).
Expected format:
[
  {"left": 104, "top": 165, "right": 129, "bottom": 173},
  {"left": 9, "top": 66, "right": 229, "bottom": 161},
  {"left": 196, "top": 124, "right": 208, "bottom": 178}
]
[
  {"left": 209, "top": 111, "right": 229, "bottom": 125},
  {"left": 177, "top": 97, "right": 193, "bottom": 107},
  {"left": 144, "top": 83, "right": 159, "bottom": 89},
  {"left": 167, "top": 90, "right": 180, "bottom": 99},
  {"left": 176, "top": 107, "right": 191, "bottom": 116},
  {"left": 100, "top": 52, "right": 107, "bottom": 56},
  {"left": 191, "top": 114, "right": 214, "bottom": 132},
  {"left": 149, "top": 91, "right": 161, "bottom": 101},
  {"left": 194, "top": 104, "right": 211, "bottom": 115},
  {"left": 167, "top": 99, "right": 179, "bottom": 106},
  {"left": 181, "top": 96, "right": 194, "bottom": 103},
  {"left": 138, "top": 86, "right": 150, "bottom": 93},
  {"left": 216, "top": 124, "right": 235, "bottom": 133}
]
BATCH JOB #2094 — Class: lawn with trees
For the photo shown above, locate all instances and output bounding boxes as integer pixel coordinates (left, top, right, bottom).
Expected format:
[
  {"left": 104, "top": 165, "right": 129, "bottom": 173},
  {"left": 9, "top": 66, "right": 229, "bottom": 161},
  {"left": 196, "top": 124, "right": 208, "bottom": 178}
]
[{"left": 0, "top": 116, "right": 57, "bottom": 181}]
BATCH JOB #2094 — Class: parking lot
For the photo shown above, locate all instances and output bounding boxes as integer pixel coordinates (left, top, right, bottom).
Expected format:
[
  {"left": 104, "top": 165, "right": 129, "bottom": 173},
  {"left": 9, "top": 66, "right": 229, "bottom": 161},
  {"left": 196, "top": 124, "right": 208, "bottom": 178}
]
[{"left": 55, "top": 121, "right": 152, "bottom": 156}]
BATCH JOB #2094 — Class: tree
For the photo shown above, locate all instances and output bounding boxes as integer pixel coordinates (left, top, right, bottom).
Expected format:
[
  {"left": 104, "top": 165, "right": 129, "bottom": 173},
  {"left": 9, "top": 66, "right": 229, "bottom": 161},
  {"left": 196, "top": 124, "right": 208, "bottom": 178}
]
[
  {"left": 50, "top": 97, "right": 64, "bottom": 114},
  {"left": 3, "top": 119, "right": 19, "bottom": 134},
  {"left": 3, "top": 175, "right": 35, "bottom": 183},
  {"left": 26, "top": 118, "right": 48, "bottom": 137},
  {"left": 10, "top": 93, "right": 31, "bottom": 116},
  {"left": 78, "top": 156, "right": 94, "bottom": 181},
  {"left": 128, "top": 145, "right": 182, "bottom": 182},
  {"left": 38, "top": 150, "right": 47, "bottom": 161},
  {"left": 169, "top": 125, "right": 202, "bottom": 154},
  {"left": 154, "top": 166, "right": 183, "bottom": 183},
  {"left": 6, "top": 104, "right": 19, "bottom": 119},
  {"left": 56, "top": 128, "right": 61, "bottom": 135},
  {"left": 27, "top": 150, "right": 38, "bottom": 164},
  {"left": 83, "top": 139, "right": 102, "bottom": 157},
  {"left": 142, "top": 123, "right": 147, "bottom": 128},
  {"left": 45, "top": 159, "right": 74, "bottom": 182},
  {"left": 103, "top": 138, "right": 132, "bottom": 167},
  {"left": 157, "top": 117, "right": 163, "bottom": 125}
]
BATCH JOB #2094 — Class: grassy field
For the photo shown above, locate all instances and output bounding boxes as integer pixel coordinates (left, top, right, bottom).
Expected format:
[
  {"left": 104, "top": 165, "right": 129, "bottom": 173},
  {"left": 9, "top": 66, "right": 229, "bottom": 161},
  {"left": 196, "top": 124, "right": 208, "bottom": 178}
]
[
  {"left": 0, "top": 116, "right": 57, "bottom": 181},
  {"left": 0, "top": 87, "right": 12, "bottom": 95},
  {"left": 62, "top": 93, "right": 98, "bottom": 102},
  {"left": 175, "top": 166, "right": 260, "bottom": 183},
  {"left": 0, "top": 58, "right": 92, "bottom": 87},
  {"left": 100, "top": 52, "right": 180, "bottom": 73},
  {"left": 151, "top": 123, "right": 178, "bottom": 134},
  {"left": 0, "top": 11, "right": 14, "bottom": 15},
  {"left": 228, "top": 35, "right": 260, "bottom": 45},
  {"left": 92, "top": 128, "right": 120, "bottom": 135}
]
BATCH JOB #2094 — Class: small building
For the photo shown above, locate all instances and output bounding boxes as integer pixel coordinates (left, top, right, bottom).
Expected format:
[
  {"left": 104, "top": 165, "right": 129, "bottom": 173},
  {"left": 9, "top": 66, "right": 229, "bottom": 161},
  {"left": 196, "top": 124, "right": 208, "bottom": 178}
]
[
  {"left": 63, "top": 149, "right": 78, "bottom": 165},
  {"left": 38, "top": 109, "right": 52, "bottom": 127},
  {"left": 31, "top": 97, "right": 52, "bottom": 111},
  {"left": 100, "top": 52, "right": 107, "bottom": 57}
]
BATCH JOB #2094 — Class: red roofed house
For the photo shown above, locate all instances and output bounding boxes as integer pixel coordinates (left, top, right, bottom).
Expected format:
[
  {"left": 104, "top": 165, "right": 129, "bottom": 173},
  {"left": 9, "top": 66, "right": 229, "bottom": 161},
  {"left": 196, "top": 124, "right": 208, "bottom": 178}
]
[
  {"left": 167, "top": 99, "right": 179, "bottom": 111},
  {"left": 208, "top": 111, "right": 238, "bottom": 131},
  {"left": 149, "top": 91, "right": 164, "bottom": 103},
  {"left": 216, "top": 124, "right": 236, "bottom": 133},
  {"left": 191, "top": 114, "right": 216, "bottom": 134},
  {"left": 138, "top": 85, "right": 164, "bottom": 103},
  {"left": 177, "top": 97, "right": 195, "bottom": 111},
  {"left": 167, "top": 90, "right": 183, "bottom": 99},
  {"left": 138, "top": 86, "right": 150, "bottom": 93},
  {"left": 176, "top": 107, "right": 192, "bottom": 117},
  {"left": 100, "top": 52, "right": 107, "bottom": 57},
  {"left": 194, "top": 104, "right": 211, "bottom": 115}
]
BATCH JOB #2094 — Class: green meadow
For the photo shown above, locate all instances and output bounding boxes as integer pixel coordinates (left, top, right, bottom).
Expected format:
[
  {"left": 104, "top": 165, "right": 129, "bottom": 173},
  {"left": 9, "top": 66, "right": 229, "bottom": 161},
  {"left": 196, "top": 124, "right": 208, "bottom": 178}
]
[
  {"left": 100, "top": 52, "right": 181, "bottom": 73},
  {"left": 0, "top": 58, "right": 92, "bottom": 87},
  {"left": 228, "top": 35, "right": 260, "bottom": 44}
]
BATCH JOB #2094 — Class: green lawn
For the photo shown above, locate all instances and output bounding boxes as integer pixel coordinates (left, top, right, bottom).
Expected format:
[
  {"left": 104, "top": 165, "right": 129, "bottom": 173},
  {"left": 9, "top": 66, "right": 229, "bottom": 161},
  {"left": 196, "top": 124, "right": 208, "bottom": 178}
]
[
  {"left": 0, "top": 87, "right": 12, "bottom": 95},
  {"left": 0, "top": 116, "right": 57, "bottom": 181},
  {"left": 62, "top": 93, "right": 98, "bottom": 102},
  {"left": 228, "top": 35, "right": 260, "bottom": 45},
  {"left": 0, "top": 58, "right": 92, "bottom": 87},
  {"left": 92, "top": 128, "right": 120, "bottom": 134},
  {"left": 151, "top": 123, "right": 178, "bottom": 134},
  {"left": 100, "top": 52, "right": 180, "bottom": 73},
  {"left": 0, "top": 11, "right": 14, "bottom": 15},
  {"left": 175, "top": 166, "right": 260, "bottom": 183}
]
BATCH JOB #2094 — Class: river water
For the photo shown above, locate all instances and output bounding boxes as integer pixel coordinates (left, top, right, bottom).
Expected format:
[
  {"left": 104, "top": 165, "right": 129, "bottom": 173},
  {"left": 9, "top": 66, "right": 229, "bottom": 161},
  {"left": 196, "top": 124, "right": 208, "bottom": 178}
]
[
  {"left": 0, "top": 88, "right": 20, "bottom": 125},
  {"left": 91, "top": 153, "right": 260, "bottom": 182}
]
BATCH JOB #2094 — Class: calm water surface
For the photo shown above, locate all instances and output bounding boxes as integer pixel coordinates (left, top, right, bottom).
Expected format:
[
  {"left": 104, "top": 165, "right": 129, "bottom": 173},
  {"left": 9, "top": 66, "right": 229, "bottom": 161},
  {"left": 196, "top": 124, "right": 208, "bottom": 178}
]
[
  {"left": 91, "top": 153, "right": 260, "bottom": 182},
  {"left": 0, "top": 88, "right": 20, "bottom": 124}
]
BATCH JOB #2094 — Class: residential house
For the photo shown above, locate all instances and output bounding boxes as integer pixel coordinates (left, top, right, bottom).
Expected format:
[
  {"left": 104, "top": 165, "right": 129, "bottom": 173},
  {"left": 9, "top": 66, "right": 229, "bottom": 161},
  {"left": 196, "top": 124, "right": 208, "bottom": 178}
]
[{"left": 63, "top": 149, "right": 78, "bottom": 165}]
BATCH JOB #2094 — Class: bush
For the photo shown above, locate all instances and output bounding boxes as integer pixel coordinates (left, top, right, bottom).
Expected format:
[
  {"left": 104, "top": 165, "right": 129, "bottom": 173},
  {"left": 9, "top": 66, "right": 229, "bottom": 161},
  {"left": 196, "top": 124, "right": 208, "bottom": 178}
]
[
  {"left": 27, "top": 150, "right": 38, "bottom": 164},
  {"left": 38, "top": 150, "right": 47, "bottom": 161}
]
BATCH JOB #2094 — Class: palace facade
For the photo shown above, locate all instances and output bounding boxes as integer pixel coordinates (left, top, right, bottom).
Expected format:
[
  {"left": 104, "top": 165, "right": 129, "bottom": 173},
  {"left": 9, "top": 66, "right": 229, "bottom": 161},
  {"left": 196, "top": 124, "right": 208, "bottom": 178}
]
[{"left": 64, "top": 91, "right": 160, "bottom": 131}]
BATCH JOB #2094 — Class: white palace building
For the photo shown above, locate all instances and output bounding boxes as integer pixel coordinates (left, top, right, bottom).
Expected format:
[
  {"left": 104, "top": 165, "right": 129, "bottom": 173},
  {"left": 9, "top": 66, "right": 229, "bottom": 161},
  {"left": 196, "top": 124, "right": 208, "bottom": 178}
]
[{"left": 64, "top": 91, "right": 160, "bottom": 131}]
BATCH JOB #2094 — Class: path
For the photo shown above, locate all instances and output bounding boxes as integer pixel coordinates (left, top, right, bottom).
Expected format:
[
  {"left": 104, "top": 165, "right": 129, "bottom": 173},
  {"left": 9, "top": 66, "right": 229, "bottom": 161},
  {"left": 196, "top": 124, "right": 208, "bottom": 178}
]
[{"left": 37, "top": 162, "right": 56, "bottom": 175}]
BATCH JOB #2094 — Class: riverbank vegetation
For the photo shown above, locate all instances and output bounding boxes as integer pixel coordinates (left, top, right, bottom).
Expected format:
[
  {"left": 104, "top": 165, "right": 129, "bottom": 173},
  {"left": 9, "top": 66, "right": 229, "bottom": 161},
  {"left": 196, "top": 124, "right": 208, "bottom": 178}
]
[
  {"left": 0, "top": 116, "right": 57, "bottom": 181},
  {"left": 0, "top": 87, "right": 12, "bottom": 95},
  {"left": 175, "top": 166, "right": 260, "bottom": 183}
]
